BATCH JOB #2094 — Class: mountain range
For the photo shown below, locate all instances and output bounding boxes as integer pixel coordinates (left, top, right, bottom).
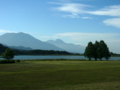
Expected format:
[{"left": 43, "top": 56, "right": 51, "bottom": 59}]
[
  {"left": 0, "top": 32, "right": 85, "bottom": 53},
  {"left": 47, "top": 39, "right": 85, "bottom": 53},
  {"left": 0, "top": 32, "right": 63, "bottom": 51}
]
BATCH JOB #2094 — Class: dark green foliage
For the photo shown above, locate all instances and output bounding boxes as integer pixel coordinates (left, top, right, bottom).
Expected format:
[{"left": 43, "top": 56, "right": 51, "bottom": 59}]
[
  {"left": 16, "top": 59, "right": 20, "bottom": 62},
  {"left": 0, "top": 44, "right": 8, "bottom": 54},
  {"left": 97, "top": 40, "right": 111, "bottom": 60},
  {"left": 0, "top": 60, "right": 15, "bottom": 64},
  {"left": 97, "top": 40, "right": 105, "bottom": 60},
  {"left": 13, "top": 49, "right": 73, "bottom": 55},
  {"left": 2, "top": 48, "right": 14, "bottom": 60},
  {"left": 111, "top": 52, "right": 120, "bottom": 57},
  {"left": 84, "top": 40, "right": 111, "bottom": 60},
  {"left": 84, "top": 42, "right": 95, "bottom": 60},
  {"left": 0, "top": 43, "right": 74, "bottom": 55},
  {"left": 94, "top": 41, "right": 99, "bottom": 61}
]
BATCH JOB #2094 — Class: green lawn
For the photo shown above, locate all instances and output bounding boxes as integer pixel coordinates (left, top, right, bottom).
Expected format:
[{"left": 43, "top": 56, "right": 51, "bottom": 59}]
[{"left": 0, "top": 60, "right": 120, "bottom": 90}]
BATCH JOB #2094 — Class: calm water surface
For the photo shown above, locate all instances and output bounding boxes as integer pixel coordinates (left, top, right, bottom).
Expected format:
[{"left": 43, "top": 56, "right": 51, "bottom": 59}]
[{"left": 13, "top": 55, "right": 120, "bottom": 60}]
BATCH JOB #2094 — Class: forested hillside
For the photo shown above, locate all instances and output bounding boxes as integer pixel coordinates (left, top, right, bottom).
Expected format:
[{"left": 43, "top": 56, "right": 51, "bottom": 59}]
[
  {"left": 13, "top": 49, "right": 73, "bottom": 55},
  {"left": 0, "top": 43, "right": 73, "bottom": 55},
  {"left": 0, "top": 44, "right": 8, "bottom": 55}
]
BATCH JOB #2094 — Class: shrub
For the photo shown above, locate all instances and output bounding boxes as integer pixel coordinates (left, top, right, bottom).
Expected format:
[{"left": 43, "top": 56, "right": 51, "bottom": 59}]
[
  {"left": 16, "top": 60, "right": 20, "bottom": 62},
  {"left": 0, "top": 60, "right": 15, "bottom": 64},
  {"left": 2, "top": 48, "right": 14, "bottom": 60}
]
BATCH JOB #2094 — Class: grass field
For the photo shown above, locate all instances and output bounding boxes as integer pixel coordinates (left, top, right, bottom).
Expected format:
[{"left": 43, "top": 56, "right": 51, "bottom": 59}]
[{"left": 0, "top": 60, "right": 120, "bottom": 90}]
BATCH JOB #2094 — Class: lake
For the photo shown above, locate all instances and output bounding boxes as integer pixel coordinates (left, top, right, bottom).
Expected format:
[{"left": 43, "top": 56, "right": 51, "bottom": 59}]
[{"left": 13, "top": 55, "right": 120, "bottom": 60}]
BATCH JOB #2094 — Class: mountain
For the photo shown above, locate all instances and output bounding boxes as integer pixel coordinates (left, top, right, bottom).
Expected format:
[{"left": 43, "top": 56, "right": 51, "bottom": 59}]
[
  {"left": 9, "top": 46, "right": 32, "bottom": 51},
  {"left": 47, "top": 39, "right": 85, "bottom": 53},
  {"left": 2, "top": 44, "right": 32, "bottom": 51},
  {"left": 0, "top": 32, "right": 63, "bottom": 51}
]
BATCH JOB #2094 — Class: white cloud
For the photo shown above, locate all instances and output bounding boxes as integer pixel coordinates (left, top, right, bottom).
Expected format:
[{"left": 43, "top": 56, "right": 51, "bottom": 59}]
[
  {"left": 58, "top": 0, "right": 71, "bottom": 2},
  {"left": 53, "top": 3, "right": 91, "bottom": 14},
  {"left": 62, "top": 15, "right": 92, "bottom": 19},
  {"left": 55, "top": 32, "right": 120, "bottom": 43},
  {"left": 0, "top": 29, "right": 17, "bottom": 33},
  {"left": 50, "top": 2, "right": 91, "bottom": 19},
  {"left": 51, "top": 2, "right": 120, "bottom": 17},
  {"left": 41, "top": 32, "right": 120, "bottom": 53},
  {"left": 55, "top": 32, "right": 120, "bottom": 53},
  {"left": 88, "top": 5, "right": 120, "bottom": 16},
  {"left": 38, "top": 35, "right": 60, "bottom": 41},
  {"left": 103, "top": 18, "right": 120, "bottom": 28},
  {"left": 63, "top": 13, "right": 80, "bottom": 18},
  {"left": 58, "top": 0, "right": 89, "bottom": 2},
  {"left": 81, "top": 17, "right": 92, "bottom": 19},
  {"left": 40, "top": 36, "right": 59, "bottom": 39},
  {"left": 50, "top": 2, "right": 120, "bottom": 28}
]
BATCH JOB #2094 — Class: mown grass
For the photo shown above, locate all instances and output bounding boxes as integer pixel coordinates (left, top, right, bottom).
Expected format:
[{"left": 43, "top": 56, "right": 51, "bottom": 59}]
[{"left": 0, "top": 60, "right": 120, "bottom": 90}]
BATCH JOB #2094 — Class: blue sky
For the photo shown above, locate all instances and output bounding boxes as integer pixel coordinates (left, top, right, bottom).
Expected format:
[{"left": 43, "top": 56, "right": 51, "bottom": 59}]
[{"left": 0, "top": 0, "right": 120, "bottom": 53}]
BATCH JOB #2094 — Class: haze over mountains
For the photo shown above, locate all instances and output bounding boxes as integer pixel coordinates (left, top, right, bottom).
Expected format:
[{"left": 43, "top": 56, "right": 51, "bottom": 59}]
[
  {"left": 0, "top": 32, "right": 85, "bottom": 53},
  {"left": 47, "top": 39, "right": 85, "bottom": 53},
  {"left": 0, "top": 32, "right": 63, "bottom": 51},
  {"left": 9, "top": 46, "right": 32, "bottom": 51}
]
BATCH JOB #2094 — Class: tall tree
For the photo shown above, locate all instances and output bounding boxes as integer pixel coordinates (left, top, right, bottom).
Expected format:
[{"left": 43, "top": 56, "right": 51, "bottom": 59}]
[
  {"left": 84, "top": 40, "right": 111, "bottom": 61},
  {"left": 2, "top": 48, "right": 14, "bottom": 60},
  {"left": 97, "top": 40, "right": 111, "bottom": 60},
  {"left": 103, "top": 42, "right": 111, "bottom": 60},
  {"left": 84, "top": 42, "right": 95, "bottom": 61},
  {"left": 94, "top": 41, "right": 99, "bottom": 61},
  {"left": 0, "top": 44, "right": 8, "bottom": 55}
]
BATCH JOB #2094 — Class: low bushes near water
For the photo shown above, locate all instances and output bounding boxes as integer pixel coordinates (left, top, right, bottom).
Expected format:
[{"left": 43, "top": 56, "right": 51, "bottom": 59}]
[
  {"left": 0, "top": 59, "right": 24, "bottom": 64},
  {"left": 0, "top": 60, "right": 15, "bottom": 64},
  {"left": 16, "top": 59, "right": 20, "bottom": 62}
]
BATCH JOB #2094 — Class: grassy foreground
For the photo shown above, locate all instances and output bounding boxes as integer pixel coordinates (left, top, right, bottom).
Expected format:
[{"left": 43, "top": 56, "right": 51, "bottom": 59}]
[{"left": 0, "top": 60, "right": 120, "bottom": 90}]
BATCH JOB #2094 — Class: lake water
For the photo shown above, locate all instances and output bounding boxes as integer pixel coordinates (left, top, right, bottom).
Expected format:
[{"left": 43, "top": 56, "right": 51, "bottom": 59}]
[{"left": 13, "top": 55, "right": 120, "bottom": 61}]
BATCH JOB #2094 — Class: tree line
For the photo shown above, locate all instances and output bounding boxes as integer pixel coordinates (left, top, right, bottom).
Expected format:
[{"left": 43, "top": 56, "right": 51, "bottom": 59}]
[
  {"left": 0, "top": 43, "right": 74, "bottom": 60},
  {"left": 0, "top": 44, "right": 8, "bottom": 55},
  {"left": 84, "top": 40, "right": 111, "bottom": 61},
  {"left": 13, "top": 49, "right": 72, "bottom": 55}
]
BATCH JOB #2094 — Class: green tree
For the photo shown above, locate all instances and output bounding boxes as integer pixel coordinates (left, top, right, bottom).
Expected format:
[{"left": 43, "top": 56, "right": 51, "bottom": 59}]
[
  {"left": 84, "top": 40, "right": 111, "bottom": 61},
  {"left": 97, "top": 40, "right": 111, "bottom": 60},
  {"left": 2, "top": 48, "right": 14, "bottom": 60},
  {"left": 93, "top": 41, "right": 99, "bottom": 61},
  {"left": 103, "top": 42, "right": 111, "bottom": 60},
  {"left": 84, "top": 42, "right": 95, "bottom": 61},
  {"left": 0, "top": 44, "right": 8, "bottom": 55}
]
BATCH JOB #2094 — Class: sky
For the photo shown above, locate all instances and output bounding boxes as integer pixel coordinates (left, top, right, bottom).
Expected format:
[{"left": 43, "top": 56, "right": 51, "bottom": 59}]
[{"left": 0, "top": 0, "right": 120, "bottom": 53}]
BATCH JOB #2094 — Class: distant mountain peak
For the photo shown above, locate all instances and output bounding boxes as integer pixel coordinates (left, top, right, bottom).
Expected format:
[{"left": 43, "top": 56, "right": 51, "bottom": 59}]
[
  {"left": 6, "top": 32, "right": 28, "bottom": 34},
  {"left": 2, "top": 32, "right": 28, "bottom": 36},
  {"left": 55, "top": 39, "right": 65, "bottom": 43},
  {"left": 47, "top": 39, "right": 85, "bottom": 53},
  {"left": 18, "top": 32, "right": 24, "bottom": 33},
  {"left": 47, "top": 40, "right": 54, "bottom": 42},
  {"left": 47, "top": 39, "right": 65, "bottom": 44},
  {"left": 0, "top": 33, "right": 64, "bottom": 51},
  {"left": 16, "top": 32, "right": 29, "bottom": 35},
  {"left": 56, "top": 39, "right": 62, "bottom": 41}
]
